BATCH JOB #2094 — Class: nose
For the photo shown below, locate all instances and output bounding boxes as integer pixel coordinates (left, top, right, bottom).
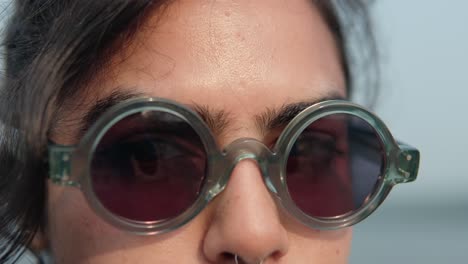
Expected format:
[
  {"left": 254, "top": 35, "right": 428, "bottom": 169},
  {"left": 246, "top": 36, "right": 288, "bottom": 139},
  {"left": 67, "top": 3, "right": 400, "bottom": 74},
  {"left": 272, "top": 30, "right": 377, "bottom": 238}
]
[{"left": 203, "top": 159, "right": 289, "bottom": 263}]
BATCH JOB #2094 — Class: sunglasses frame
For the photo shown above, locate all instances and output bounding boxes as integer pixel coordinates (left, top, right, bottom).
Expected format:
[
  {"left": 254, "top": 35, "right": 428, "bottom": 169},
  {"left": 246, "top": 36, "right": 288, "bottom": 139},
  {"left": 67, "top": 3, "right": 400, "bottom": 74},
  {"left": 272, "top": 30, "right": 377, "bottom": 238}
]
[{"left": 49, "top": 97, "right": 419, "bottom": 235}]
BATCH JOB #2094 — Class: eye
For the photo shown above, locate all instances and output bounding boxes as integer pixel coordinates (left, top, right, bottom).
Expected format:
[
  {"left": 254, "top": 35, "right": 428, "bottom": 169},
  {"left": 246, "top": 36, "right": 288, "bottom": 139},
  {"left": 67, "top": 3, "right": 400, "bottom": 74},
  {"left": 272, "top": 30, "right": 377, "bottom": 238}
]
[
  {"left": 128, "top": 138, "right": 166, "bottom": 181},
  {"left": 291, "top": 131, "right": 345, "bottom": 164},
  {"left": 93, "top": 133, "right": 203, "bottom": 182}
]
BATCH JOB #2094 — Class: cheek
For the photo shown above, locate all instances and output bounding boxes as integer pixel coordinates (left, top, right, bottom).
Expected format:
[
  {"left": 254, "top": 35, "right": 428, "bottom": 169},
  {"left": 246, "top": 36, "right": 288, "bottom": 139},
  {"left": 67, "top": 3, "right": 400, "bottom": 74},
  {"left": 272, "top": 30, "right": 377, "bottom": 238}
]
[
  {"left": 47, "top": 182, "right": 118, "bottom": 263},
  {"left": 46, "top": 182, "right": 206, "bottom": 264},
  {"left": 288, "top": 228, "right": 352, "bottom": 263},
  {"left": 280, "top": 212, "right": 352, "bottom": 262}
]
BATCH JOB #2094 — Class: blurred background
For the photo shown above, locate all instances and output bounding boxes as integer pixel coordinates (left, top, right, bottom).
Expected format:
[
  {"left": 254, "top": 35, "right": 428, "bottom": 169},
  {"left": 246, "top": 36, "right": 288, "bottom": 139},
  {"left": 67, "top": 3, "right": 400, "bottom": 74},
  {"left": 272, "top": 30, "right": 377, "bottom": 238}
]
[
  {"left": 0, "top": 0, "right": 467, "bottom": 263},
  {"left": 350, "top": 0, "right": 468, "bottom": 263}
]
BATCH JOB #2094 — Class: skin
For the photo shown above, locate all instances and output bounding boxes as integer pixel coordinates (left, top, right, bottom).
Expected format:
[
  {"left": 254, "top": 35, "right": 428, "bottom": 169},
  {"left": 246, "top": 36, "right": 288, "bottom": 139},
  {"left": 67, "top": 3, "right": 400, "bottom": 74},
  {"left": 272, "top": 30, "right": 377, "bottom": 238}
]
[{"left": 47, "top": 0, "right": 350, "bottom": 263}]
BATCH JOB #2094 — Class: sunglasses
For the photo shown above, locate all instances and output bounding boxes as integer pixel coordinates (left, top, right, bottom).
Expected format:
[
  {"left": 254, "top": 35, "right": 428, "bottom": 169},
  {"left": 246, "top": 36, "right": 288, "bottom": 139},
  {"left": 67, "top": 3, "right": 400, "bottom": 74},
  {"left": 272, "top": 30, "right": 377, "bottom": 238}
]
[{"left": 48, "top": 97, "right": 419, "bottom": 234}]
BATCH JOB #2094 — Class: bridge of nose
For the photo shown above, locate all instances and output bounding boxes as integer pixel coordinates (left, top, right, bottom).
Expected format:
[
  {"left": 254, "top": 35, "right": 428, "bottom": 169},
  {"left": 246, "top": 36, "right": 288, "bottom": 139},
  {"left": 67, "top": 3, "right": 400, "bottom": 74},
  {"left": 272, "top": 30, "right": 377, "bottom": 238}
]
[
  {"left": 219, "top": 138, "right": 282, "bottom": 195},
  {"left": 223, "top": 138, "right": 273, "bottom": 164}
]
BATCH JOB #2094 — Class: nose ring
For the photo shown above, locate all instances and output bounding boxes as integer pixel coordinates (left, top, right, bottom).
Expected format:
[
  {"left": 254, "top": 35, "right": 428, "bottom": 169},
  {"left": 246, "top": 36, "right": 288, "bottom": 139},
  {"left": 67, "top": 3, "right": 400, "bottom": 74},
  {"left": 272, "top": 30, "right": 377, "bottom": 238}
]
[{"left": 235, "top": 254, "right": 264, "bottom": 264}]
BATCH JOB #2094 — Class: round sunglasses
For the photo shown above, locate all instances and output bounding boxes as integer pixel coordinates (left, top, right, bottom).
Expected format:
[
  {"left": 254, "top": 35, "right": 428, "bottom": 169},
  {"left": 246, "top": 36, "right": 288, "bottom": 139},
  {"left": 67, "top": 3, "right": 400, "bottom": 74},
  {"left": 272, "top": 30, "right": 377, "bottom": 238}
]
[{"left": 48, "top": 97, "right": 419, "bottom": 235}]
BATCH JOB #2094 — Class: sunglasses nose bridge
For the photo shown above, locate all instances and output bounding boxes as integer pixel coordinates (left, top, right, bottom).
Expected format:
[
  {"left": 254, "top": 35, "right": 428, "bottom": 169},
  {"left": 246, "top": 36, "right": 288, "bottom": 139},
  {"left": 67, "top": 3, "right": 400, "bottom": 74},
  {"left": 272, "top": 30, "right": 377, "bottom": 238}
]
[{"left": 222, "top": 138, "right": 279, "bottom": 195}]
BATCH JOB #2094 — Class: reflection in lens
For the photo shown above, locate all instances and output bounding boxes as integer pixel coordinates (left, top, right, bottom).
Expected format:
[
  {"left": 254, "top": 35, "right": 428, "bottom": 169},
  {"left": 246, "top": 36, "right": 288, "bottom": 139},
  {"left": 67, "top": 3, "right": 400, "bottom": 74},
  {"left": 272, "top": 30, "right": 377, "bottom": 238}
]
[
  {"left": 286, "top": 114, "right": 384, "bottom": 218},
  {"left": 91, "top": 111, "right": 207, "bottom": 222}
]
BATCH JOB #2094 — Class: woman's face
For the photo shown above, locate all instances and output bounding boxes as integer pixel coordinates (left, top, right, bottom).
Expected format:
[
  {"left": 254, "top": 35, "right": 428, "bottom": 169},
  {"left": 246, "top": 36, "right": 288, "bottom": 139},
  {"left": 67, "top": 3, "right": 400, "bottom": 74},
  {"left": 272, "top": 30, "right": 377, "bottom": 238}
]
[{"left": 47, "top": 0, "right": 349, "bottom": 263}]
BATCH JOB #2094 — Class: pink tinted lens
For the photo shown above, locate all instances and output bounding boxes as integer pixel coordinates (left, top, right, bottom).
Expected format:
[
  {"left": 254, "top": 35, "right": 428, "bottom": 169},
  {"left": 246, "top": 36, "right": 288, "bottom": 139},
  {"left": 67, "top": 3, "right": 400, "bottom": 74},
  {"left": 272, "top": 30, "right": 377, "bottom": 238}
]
[
  {"left": 286, "top": 114, "right": 385, "bottom": 218},
  {"left": 91, "top": 111, "right": 207, "bottom": 222}
]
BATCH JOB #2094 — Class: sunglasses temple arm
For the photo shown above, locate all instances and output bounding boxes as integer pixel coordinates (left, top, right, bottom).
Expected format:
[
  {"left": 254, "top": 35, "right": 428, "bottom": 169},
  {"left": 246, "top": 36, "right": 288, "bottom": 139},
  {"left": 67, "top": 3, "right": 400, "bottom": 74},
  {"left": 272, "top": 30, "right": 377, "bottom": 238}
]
[
  {"left": 48, "top": 144, "right": 81, "bottom": 188},
  {"left": 394, "top": 141, "right": 420, "bottom": 184}
]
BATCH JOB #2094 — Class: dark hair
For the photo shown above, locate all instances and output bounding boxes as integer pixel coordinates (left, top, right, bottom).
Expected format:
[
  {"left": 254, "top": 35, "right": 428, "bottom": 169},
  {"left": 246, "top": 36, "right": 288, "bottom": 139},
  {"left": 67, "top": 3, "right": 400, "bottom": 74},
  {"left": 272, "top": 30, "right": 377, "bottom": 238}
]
[{"left": 0, "top": 0, "right": 378, "bottom": 262}]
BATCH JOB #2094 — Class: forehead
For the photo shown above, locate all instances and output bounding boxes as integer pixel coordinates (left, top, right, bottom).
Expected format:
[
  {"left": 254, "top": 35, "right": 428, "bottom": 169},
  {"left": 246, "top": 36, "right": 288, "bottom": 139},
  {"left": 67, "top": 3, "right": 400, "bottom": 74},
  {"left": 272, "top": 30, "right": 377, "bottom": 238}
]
[
  {"left": 65, "top": 0, "right": 345, "bottom": 140},
  {"left": 98, "top": 0, "right": 344, "bottom": 94}
]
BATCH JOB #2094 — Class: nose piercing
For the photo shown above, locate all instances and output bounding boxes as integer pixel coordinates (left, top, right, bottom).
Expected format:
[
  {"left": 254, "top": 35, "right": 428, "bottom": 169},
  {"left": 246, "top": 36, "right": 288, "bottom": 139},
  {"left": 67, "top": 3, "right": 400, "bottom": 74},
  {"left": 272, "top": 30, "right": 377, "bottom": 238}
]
[{"left": 235, "top": 254, "right": 264, "bottom": 264}]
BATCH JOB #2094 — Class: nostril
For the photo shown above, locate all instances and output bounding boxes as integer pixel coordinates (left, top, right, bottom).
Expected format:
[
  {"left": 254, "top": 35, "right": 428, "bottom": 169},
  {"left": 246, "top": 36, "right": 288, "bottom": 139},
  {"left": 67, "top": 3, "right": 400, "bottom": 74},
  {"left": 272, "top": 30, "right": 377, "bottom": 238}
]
[
  {"left": 221, "top": 253, "right": 267, "bottom": 264},
  {"left": 221, "top": 252, "right": 236, "bottom": 262},
  {"left": 219, "top": 252, "right": 252, "bottom": 264}
]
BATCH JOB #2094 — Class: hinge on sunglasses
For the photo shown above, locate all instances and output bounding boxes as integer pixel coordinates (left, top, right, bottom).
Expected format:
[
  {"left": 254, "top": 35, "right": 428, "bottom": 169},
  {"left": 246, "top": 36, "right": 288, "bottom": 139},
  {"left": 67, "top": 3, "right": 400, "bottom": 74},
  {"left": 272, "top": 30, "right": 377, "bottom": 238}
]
[
  {"left": 48, "top": 145, "right": 80, "bottom": 188},
  {"left": 395, "top": 143, "right": 420, "bottom": 184}
]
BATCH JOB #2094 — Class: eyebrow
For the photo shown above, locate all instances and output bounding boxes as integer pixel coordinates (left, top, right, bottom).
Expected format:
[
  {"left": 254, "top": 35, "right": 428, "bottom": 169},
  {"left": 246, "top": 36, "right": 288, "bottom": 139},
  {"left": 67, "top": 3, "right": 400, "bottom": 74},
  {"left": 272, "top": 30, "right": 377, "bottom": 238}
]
[
  {"left": 77, "top": 89, "right": 344, "bottom": 139},
  {"left": 254, "top": 94, "right": 345, "bottom": 135},
  {"left": 79, "top": 90, "right": 145, "bottom": 138}
]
